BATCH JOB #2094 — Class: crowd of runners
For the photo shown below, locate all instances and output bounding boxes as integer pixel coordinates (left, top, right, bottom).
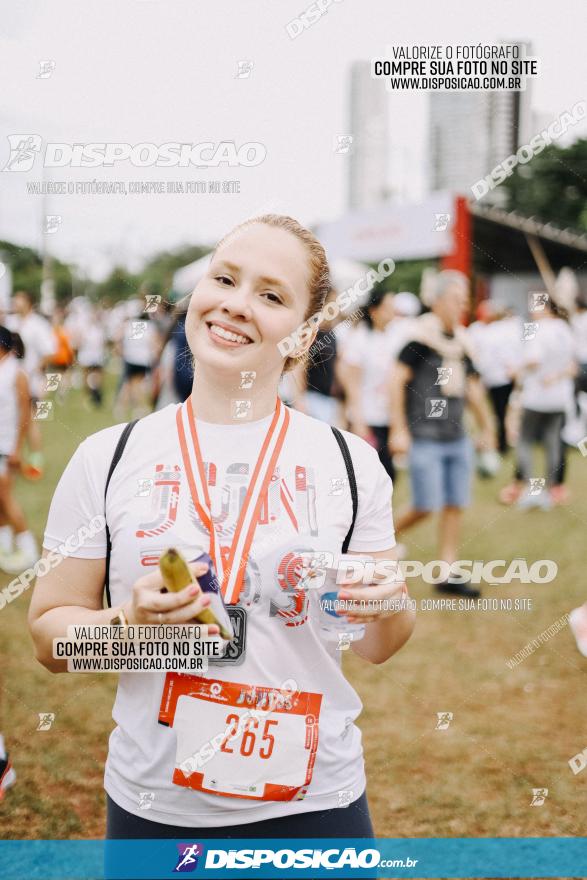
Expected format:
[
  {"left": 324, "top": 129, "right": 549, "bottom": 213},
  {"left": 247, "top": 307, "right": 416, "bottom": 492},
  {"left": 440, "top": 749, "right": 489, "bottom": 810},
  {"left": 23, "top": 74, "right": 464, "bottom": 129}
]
[
  {"left": 2, "top": 246, "right": 587, "bottom": 810},
  {"left": 2, "top": 272, "right": 586, "bottom": 571}
]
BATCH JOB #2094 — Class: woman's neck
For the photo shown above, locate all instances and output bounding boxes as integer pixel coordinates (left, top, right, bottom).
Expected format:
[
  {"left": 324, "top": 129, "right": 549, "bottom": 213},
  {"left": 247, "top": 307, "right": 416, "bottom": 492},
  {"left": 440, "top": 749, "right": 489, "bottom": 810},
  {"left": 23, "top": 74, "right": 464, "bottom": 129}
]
[{"left": 189, "top": 364, "right": 281, "bottom": 425}]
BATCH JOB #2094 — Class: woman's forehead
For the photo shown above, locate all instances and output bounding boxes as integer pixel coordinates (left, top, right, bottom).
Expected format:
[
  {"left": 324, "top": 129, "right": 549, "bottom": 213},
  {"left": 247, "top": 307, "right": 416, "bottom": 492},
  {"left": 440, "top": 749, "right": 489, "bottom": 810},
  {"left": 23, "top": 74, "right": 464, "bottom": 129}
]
[{"left": 214, "top": 225, "right": 310, "bottom": 287}]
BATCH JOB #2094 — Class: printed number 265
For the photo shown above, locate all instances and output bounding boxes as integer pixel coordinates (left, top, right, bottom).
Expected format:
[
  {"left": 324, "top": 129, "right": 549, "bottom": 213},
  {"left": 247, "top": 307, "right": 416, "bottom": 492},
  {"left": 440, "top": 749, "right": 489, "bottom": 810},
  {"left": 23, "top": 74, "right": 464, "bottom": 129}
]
[{"left": 220, "top": 715, "right": 278, "bottom": 759}]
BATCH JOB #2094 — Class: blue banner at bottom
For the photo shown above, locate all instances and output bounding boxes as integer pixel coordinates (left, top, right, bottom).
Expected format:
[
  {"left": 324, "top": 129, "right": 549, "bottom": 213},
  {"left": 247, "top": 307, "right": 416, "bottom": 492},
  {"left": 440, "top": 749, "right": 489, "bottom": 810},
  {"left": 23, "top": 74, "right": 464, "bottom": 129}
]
[{"left": 0, "top": 838, "right": 585, "bottom": 879}]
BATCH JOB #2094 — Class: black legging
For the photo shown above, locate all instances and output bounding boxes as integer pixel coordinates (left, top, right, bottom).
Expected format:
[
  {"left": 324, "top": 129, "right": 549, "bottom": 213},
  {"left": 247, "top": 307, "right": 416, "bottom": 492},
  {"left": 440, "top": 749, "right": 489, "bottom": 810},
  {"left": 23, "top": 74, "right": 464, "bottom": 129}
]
[
  {"left": 106, "top": 791, "right": 374, "bottom": 840},
  {"left": 105, "top": 792, "right": 375, "bottom": 879},
  {"left": 488, "top": 383, "right": 514, "bottom": 454},
  {"left": 513, "top": 416, "right": 568, "bottom": 487},
  {"left": 369, "top": 425, "right": 395, "bottom": 483}
]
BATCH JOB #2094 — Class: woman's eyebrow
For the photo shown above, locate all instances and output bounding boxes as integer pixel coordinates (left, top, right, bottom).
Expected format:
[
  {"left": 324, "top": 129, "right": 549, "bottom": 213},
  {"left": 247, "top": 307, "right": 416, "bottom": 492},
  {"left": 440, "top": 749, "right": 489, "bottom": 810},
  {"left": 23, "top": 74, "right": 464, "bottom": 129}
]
[
  {"left": 212, "top": 259, "right": 240, "bottom": 274},
  {"left": 257, "top": 275, "right": 293, "bottom": 298}
]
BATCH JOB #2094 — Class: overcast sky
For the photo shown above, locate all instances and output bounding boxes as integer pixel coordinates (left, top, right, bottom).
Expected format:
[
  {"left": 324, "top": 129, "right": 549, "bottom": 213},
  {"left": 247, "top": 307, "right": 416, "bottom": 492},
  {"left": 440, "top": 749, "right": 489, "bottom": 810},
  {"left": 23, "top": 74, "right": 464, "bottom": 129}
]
[{"left": 1, "top": 0, "right": 585, "bottom": 280}]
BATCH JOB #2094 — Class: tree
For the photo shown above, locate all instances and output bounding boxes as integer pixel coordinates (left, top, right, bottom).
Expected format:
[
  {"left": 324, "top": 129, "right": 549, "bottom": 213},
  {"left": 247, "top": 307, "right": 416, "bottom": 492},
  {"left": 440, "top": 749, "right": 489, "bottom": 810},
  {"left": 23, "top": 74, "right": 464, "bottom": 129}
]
[
  {"left": 137, "top": 244, "right": 210, "bottom": 296},
  {"left": 95, "top": 266, "right": 141, "bottom": 302},
  {"left": 0, "top": 238, "right": 212, "bottom": 306},
  {"left": 501, "top": 139, "right": 587, "bottom": 234},
  {"left": 369, "top": 258, "right": 435, "bottom": 297},
  {"left": 0, "top": 239, "right": 77, "bottom": 304}
]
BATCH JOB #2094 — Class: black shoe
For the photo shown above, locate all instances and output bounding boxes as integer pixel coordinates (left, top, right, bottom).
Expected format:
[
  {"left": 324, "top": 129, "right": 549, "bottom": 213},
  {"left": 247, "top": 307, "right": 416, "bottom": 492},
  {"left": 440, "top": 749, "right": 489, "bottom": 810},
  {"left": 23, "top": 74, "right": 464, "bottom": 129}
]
[{"left": 435, "top": 580, "right": 481, "bottom": 598}]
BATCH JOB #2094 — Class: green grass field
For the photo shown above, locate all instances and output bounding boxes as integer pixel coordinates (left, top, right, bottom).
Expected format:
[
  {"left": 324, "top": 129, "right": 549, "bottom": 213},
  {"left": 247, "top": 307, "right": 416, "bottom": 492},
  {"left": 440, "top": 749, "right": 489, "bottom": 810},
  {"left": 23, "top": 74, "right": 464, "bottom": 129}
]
[{"left": 1, "top": 380, "right": 586, "bottom": 849}]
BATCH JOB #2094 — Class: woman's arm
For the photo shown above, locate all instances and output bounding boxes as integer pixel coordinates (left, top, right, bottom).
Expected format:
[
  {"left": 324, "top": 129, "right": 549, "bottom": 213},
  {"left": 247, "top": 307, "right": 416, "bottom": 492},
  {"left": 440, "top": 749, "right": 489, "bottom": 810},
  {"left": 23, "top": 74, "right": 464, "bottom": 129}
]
[
  {"left": 28, "top": 551, "right": 219, "bottom": 673},
  {"left": 388, "top": 361, "right": 413, "bottom": 455},
  {"left": 543, "top": 358, "right": 579, "bottom": 385},
  {"left": 28, "top": 553, "right": 119, "bottom": 673},
  {"left": 465, "top": 375, "right": 497, "bottom": 451},
  {"left": 11, "top": 370, "right": 30, "bottom": 467},
  {"left": 339, "top": 363, "right": 371, "bottom": 439},
  {"left": 343, "top": 547, "right": 416, "bottom": 665}
]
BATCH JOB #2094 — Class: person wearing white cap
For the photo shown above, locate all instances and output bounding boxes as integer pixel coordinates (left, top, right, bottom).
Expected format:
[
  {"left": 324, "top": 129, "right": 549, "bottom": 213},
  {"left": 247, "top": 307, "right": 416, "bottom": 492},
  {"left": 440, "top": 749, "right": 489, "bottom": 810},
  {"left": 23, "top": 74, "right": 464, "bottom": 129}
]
[{"left": 393, "top": 291, "right": 421, "bottom": 319}]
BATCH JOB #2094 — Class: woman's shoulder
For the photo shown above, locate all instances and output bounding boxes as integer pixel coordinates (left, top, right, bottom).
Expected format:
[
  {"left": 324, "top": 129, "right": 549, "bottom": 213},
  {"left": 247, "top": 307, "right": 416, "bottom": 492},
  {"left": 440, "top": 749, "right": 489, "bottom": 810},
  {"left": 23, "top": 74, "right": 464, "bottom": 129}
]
[
  {"left": 78, "top": 404, "right": 179, "bottom": 459},
  {"left": 287, "top": 408, "right": 381, "bottom": 470},
  {"left": 333, "top": 425, "right": 383, "bottom": 469}
]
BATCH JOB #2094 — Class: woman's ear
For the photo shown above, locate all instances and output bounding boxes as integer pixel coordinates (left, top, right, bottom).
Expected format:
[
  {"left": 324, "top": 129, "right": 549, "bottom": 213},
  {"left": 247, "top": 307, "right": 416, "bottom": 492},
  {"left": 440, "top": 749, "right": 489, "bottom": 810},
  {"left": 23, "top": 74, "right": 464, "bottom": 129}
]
[{"left": 291, "top": 313, "right": 321, "bottom": 357}]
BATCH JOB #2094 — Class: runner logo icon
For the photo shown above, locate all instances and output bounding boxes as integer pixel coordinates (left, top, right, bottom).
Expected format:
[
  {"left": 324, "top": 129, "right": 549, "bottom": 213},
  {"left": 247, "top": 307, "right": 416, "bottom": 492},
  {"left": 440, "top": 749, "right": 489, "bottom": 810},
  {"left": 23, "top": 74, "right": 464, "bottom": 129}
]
[{"left": 174, "top": 843, "right": 203, "bottom": 872}]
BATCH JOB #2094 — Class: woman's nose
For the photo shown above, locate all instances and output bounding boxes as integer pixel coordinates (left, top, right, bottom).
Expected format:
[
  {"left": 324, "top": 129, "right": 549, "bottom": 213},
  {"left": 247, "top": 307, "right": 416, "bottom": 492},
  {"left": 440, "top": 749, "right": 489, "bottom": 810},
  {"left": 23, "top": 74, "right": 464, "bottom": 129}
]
[{"left": 220, "top": 285, "right": 253, "bottom": 318}]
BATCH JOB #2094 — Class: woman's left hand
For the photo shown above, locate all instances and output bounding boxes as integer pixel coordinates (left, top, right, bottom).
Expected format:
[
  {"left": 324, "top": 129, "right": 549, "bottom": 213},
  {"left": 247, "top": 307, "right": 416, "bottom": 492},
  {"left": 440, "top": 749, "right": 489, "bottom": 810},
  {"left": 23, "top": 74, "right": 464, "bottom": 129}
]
[{"left": 336, "top": 567, "right": 409, "bottom": 624}]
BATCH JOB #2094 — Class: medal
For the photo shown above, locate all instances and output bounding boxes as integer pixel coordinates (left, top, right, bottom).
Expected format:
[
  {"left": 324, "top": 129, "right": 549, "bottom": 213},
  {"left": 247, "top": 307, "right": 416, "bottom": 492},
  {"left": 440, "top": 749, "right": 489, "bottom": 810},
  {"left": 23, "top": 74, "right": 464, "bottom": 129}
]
[
  {"left": 210, "top": 605, "right": 247, "bottom": 665},
  {"left": 176, "top": 397, "right": 290, "bottom": 659}
]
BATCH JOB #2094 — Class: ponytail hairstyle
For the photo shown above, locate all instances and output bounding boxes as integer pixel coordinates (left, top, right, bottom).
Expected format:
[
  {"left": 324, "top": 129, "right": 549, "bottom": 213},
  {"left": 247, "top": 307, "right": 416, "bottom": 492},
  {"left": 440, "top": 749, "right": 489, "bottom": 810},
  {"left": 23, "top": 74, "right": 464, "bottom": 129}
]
[{"left": 213, "top": 214, "right": 332, "bottom": 372}]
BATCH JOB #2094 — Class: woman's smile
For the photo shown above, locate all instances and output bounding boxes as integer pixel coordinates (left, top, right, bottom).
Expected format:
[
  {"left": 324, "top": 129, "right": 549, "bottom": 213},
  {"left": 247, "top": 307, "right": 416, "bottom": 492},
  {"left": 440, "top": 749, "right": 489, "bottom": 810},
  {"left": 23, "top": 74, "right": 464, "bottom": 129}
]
[{"left": 205, "top": 320, "right": 254, "bottom": 348}]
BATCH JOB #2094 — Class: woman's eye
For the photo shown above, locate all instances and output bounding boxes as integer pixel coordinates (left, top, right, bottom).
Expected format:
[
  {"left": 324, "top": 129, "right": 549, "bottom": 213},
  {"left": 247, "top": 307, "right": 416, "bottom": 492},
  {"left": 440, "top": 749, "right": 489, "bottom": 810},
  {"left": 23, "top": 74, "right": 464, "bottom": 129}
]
[
  {"left": 262, "top": 291, "right": 283, "bottom": 304},
  {"left": 215, "top": 275, "right": 233, "bottom": 286}
]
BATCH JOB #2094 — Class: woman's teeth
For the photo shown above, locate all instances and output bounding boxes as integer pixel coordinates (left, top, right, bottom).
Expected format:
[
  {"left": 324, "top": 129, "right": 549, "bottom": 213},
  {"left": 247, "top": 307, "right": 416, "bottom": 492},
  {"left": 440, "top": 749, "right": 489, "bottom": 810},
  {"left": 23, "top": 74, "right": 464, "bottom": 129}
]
[{"left": 209, "top": 324, "right": 251, "bottom": 345}]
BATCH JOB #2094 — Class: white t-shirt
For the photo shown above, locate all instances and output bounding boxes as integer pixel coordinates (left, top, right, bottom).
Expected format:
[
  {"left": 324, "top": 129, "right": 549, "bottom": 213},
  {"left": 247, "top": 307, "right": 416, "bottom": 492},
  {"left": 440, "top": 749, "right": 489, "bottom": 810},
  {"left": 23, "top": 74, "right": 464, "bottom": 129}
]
[
  {"left": 467, "top": 317, "right": 523, "bottom": 388},
  {"left": 0, "top": 354, "right": 20, "bottom": 455},
  {"left": 341, "top": 321, "right": 410, "bottom": 426},
  {"left": 43, "top": 403, "right": 395, "bottom": 827},
  {"left": 572, "top": 311, "right": 587, "bottom": 364},
  {"left": 77, "top": 322, "right": 106, "bottom": 367},
  {"left": 5, "top": 312, "right": 56, "bottom": 398},
  {"left": 121, "top": 318, "right": 158, "bottom": 367},
  {"left": 520, "top": 318, "right": 576, "bottom": 413},
  {"left": 332, "top": 319, "right": 355, "bottom": 349}
]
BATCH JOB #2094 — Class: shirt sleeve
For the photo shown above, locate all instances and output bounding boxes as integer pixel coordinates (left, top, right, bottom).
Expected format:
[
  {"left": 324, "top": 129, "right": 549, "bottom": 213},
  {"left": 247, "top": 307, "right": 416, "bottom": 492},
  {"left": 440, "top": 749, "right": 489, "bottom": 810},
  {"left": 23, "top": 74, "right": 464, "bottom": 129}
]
[
  {"left": 397, "top": 341, "right": 429, "bottom": 370},
  {"left": 43, "top": 438, "right": 108, "bottom": 558},
  {"left": 343, "top": 433, "right": 395, "bottom": 553}
]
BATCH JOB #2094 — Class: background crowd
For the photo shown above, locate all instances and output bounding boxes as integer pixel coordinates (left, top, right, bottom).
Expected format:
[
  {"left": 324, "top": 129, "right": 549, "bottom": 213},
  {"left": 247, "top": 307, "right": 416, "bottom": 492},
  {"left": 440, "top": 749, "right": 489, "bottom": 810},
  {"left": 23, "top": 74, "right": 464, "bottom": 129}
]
[{"left": 2, "top": 266, "right": 587, "bottom": 801}]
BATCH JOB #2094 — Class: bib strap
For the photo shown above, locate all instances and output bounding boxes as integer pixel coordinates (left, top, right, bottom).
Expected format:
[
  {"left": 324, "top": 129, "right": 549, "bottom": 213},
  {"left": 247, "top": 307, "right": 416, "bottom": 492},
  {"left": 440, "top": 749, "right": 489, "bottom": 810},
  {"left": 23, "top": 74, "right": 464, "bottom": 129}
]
[
  {"left": 103, "top": 419, "right": 140, "bottom": 608},
  {"left": 330, "top": 426, "right": 358, "bottom": 553}
]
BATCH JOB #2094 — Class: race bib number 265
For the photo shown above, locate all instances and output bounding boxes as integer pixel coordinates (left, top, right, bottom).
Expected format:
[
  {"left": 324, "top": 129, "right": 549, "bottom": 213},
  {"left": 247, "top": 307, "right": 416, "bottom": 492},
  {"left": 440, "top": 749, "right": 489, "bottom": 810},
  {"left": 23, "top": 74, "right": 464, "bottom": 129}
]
[{"left": 158, "top": 673, "right": 322, "bottom": 801}]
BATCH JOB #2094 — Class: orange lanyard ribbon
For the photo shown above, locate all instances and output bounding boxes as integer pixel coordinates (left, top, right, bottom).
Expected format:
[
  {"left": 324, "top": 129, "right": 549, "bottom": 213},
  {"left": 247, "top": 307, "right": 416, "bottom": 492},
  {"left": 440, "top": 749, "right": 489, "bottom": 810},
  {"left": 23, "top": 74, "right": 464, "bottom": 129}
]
[{"left": 176, "top": 398, "right": 290, "bottom": 604}]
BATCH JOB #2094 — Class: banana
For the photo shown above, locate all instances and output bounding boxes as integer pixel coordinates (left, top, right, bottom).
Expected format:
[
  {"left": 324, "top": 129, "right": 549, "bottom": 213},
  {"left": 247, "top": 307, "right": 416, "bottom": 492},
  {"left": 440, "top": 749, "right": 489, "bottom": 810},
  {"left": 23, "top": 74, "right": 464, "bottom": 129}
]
[
  {"left": 159, "top": 548, "right": 193, "bottom": 592},
  {"left": 158, "top": 548, "right": 233, "bottom": 640}
]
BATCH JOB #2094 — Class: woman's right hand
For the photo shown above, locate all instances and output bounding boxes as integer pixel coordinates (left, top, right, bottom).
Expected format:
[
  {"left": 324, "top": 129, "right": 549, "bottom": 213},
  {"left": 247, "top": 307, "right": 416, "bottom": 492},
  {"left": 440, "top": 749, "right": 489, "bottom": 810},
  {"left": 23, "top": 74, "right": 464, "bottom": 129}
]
[{"left": 123, "top": 560, "right": 220, "bottom": 633}]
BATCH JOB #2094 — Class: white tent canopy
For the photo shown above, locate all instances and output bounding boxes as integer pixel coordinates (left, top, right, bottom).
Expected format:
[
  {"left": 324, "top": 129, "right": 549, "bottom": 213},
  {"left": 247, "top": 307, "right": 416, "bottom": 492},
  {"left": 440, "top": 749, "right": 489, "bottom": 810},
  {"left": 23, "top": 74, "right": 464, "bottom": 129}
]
[
  {"left": 328, "top": 258, "right": 372, "bottom": 311},
  {"left": 171, "top": 253, "right": 212, "bottom": 296}
]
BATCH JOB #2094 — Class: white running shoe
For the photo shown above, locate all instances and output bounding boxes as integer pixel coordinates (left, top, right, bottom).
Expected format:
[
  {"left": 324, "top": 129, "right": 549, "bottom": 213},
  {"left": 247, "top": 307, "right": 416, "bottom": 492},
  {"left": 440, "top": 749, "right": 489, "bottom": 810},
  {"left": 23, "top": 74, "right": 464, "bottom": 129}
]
[
  {"left": 0, "top": 548, "right": 38, "bottom": 575},
  {"left": 517, "top": 489, "right": 551, "bottom": 511},
  {"left": 569, "top": 606, "right": 587, "bottom": 658},
  {"left": 517, "top": 489, "right": 540, "bottom": 510}
]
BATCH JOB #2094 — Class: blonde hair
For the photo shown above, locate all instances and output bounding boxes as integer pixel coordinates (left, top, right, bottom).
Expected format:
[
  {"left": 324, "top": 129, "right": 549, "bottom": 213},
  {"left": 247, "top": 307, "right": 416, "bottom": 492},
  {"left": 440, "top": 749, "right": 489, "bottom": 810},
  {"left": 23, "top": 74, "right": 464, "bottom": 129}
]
[{"left": 214, "top": 214, "right": 331, "bottom": 372}]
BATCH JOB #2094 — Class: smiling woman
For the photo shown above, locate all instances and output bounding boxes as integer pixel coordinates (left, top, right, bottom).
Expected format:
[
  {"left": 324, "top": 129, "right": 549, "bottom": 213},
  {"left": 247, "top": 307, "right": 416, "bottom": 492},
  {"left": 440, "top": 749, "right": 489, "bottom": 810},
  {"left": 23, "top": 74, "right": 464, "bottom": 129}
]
[
  {"left": 28, "top": 213, "right": 415, "bottom": 851},
  {"left": 186, "top": 215, "right": 332, "bottom": 391}
]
